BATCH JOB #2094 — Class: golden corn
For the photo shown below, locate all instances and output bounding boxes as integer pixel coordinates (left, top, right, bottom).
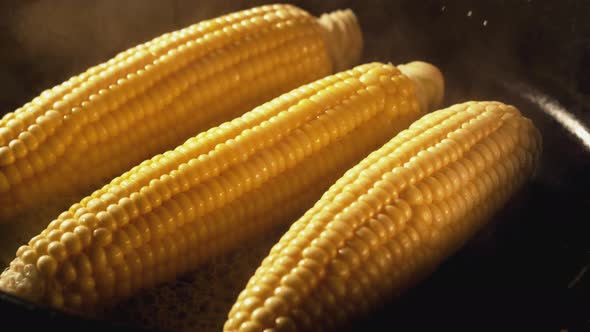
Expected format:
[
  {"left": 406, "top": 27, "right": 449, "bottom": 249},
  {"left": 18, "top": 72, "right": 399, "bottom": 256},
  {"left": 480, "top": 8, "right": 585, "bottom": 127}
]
[
  {"left": 224, "top": 101, "right": 542, "bottom": 332},
  {"left": 0, "top": 4, "right": 363, "bottom": 219},
  {"left": 0, "top": 61, "right": 444, "bottom": 311}
]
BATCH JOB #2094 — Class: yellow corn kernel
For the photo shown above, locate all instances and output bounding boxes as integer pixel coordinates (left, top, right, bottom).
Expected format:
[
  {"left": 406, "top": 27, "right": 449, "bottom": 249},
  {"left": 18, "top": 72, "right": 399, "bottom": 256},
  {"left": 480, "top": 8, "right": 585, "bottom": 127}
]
[
  {"left": 0, "top": 61, "right": 444, "bottom": 311},
  {"left": 0, "top": 4, "right": 363, "bottom": 219},
  {"left": 224, "top": 101, "right": 542, "bottom": 332}
]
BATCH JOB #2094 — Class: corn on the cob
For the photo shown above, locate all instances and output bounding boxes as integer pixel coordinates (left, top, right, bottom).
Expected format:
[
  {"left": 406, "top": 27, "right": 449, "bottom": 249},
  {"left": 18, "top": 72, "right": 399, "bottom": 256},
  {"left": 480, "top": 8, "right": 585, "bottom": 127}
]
[
  {"left": 224, "top": 101, "right": 542, "bottom": 332},
  {"left": 0, "top": 61, "right": 444, "bottom": 311},
  {"left": 0, "top": 4, "right": 363, "bottom": 219}
]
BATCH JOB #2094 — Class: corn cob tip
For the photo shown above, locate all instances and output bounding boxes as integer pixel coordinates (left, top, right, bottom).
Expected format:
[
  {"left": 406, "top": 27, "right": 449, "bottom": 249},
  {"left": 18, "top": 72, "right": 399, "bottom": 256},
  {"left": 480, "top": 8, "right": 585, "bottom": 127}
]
[
  {"left": 0, "top": 258, "right": 45, "bottom": 304},
  {"left": 398, "top": 61, "right": 445, "bottom": 113},
  {"left": 318, "top": 9, "right": 363, "bottom": 72}
]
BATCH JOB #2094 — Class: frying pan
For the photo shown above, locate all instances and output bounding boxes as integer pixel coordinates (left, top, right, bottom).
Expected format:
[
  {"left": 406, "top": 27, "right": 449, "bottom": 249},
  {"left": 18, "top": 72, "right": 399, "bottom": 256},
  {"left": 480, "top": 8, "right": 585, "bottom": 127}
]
[{"left": 0, "top": 0, "right": 588, "bottom": 331}]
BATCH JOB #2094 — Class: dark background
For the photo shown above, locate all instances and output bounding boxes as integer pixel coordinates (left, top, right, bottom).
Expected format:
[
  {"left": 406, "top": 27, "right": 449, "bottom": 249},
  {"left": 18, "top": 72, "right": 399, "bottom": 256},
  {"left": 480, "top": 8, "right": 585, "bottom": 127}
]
[{"left": 0, "top": 0, "right": 588, "bottom": 331}]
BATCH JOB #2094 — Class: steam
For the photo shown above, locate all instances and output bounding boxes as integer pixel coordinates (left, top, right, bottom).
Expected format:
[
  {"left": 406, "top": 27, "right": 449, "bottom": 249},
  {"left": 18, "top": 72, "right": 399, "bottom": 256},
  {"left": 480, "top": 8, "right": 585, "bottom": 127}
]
[{"left": 0, "top": 0, "right": 261, "bottom": 111}]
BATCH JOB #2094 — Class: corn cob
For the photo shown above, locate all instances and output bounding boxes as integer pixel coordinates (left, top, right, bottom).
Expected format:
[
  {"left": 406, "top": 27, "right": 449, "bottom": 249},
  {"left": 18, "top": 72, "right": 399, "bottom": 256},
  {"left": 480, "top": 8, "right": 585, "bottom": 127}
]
[
  {"left": 0, "top": 4, "right": 363, "bottom": 219},
  {"left": 224, "top": 101, "right": 542, "bottom": 332},
  {"left": 0, "top": 61, "right": 444, "bottom": 311}
]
